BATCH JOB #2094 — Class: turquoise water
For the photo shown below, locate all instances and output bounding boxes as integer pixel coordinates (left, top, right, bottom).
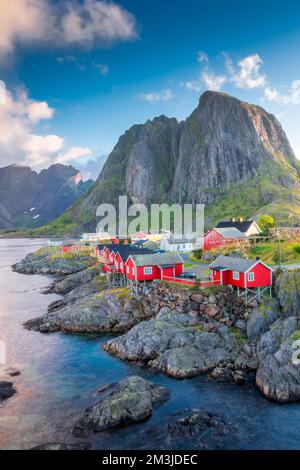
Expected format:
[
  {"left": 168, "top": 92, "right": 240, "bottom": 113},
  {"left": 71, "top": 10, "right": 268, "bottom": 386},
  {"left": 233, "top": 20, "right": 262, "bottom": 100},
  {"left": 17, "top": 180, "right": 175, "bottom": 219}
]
[{"left": 0, "top": 239, "right": 300, "bottom": 450}]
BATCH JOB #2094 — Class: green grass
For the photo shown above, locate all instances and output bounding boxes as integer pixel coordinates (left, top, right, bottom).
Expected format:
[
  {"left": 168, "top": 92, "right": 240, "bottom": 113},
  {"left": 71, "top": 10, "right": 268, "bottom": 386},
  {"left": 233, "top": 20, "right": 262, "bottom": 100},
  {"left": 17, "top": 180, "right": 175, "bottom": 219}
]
[
  {"left": 184, "top": 263, "right": 193, "bottom": 268},
  {"left": 199, "top": 238, "right": 300, "bottom": 266},
  {"left": 291, "top": 330, "right": 300, "bottom": 341},
  {"left": 230, "top": 327, "right": 248, "bottom": 344}
]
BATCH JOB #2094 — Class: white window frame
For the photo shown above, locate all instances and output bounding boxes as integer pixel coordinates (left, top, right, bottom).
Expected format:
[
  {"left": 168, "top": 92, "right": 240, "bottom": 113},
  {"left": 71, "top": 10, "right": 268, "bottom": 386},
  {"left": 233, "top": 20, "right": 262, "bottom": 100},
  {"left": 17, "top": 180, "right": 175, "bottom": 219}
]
[
  {"left": 248, "top": 272, "right": 255, "bottom": 282},
  {"left": 144, "top": 267, "right": 153, "bottom": 275},
  {"left": 132, "top": 268, "right": 136, "bottom": 276},
  {"left": 120, "top": 262, "right": 123, "bottom": 271},
  {"left": 126, "top": 266, "right": 130, "bottom": 274},
  {"left": 233, "top": 271, "right": 240, "bottom": 280}
]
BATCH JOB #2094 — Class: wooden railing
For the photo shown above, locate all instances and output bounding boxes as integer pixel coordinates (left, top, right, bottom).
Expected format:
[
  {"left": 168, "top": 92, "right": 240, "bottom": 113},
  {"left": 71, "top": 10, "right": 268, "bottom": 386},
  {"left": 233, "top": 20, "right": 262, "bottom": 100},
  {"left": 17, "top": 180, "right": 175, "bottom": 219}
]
[{"left": 161, "top": 276, "right": 221, "bottom": 288}]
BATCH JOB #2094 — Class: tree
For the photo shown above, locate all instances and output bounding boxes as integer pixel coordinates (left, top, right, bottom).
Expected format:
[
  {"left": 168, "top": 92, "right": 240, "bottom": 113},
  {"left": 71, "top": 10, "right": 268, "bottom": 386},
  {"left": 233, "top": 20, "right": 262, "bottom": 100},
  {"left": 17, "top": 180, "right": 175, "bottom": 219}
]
[{"left": 258, "top": 215, "right": 276, "bottom": 234}]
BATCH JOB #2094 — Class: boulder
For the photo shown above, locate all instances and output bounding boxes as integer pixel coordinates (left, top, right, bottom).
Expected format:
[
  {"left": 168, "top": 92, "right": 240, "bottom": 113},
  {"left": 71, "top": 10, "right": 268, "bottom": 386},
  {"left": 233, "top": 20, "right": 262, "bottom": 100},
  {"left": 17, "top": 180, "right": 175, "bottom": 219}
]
[
  {"left": 32, "top": 442, "right": 91, "bottom": 450},
  {"left": 12, "top": 250, "right": 95, "bottom": 275},
  {"left": 103, "top": 318, "right": 236, "bottom": 379},
  {"left": 275, "top": 269, "right": 300, "bottom": 317},
  {"left": 73, "top": 376, "right": 169, "bottom": 434},
  {"left": 53, "top": 265, "right": 104, "bottom": 294},
  {"left": 256, "top": 319, "right": 300, "bottom": 402},
  {"left": 141, "top": 409, "right": 231, "bottom": 450},
  {"left": 24, "top": 288, "right": 152, "bottom": 334},
  {"left": 0, "top": 381, "right": 16, "bottom": 400},
  {"left": 246, "top": 303, "right": 278, "bottom": 341}
]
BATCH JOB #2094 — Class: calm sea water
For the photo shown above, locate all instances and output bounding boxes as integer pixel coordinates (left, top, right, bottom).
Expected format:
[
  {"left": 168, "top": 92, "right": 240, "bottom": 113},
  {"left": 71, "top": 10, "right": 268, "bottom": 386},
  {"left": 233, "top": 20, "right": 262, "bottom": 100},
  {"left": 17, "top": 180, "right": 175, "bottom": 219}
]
[{"left": 0, "top": 239, "right": 300, "bottom": 450}]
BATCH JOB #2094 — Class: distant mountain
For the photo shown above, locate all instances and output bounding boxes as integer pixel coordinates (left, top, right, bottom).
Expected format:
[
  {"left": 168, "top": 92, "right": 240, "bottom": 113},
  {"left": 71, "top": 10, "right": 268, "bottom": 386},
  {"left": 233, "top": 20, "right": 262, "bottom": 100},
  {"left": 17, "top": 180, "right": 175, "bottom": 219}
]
[
  {"left": 0, "top": 163, "right": 93, "bottom": 230},
  {"left": 33, "top": 91, "right": 300, "bottom": 236},
  {"left": 75, "top": 155, "right": 108, "bottom": 181}
]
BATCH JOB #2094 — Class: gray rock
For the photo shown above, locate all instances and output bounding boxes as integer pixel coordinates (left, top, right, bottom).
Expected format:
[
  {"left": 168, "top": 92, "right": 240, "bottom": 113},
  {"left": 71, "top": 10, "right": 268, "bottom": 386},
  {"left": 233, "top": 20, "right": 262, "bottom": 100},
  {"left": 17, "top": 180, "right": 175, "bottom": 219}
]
[
  {"left": 275, "top": 269, "right": 300, "bottom": 317},
  {"left": 256, "top": 320, "right": 300, "bottom": 402},
  {"left": 142, "top": 409, "right": 231, "bottom": 450},
  {"left": 246, "top": 304, "right": 278, "bottom": 341},
  {"left": 0, "top": 381, "right": 16, "bottom": 400},
  {"left": 25, "top": 288, "right": 152, "bottom": 334},
  {"left": 13, "top": 250, "right": 95, "bottom": 275},
  {"left": 32, "top": 442, "right": 91, "bottom": 450},
  {"left": 103, "top": 319, "right": 236, "bottom": 379},
  {"left": 53, "top": 265, "right": 104, "bottom": 294},
  {"left": 234, "top": 319, "right": 247, "bottom": 332},
  {"left": 74, "top": 376, "right": 169, "bottom": 433}
]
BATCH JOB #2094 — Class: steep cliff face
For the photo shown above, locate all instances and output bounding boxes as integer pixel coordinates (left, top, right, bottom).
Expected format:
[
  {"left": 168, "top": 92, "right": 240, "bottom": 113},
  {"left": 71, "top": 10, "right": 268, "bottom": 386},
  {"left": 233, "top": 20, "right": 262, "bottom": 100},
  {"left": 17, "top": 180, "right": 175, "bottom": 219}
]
[
  {"left": 39, "top": 91, "right": 300, "bottom": 235},
  {"left": 172, "top": 92, "right": 298, "bottom": 204},
  {"left": 0, "top": 163, "right": 93, "bottom": 230}
]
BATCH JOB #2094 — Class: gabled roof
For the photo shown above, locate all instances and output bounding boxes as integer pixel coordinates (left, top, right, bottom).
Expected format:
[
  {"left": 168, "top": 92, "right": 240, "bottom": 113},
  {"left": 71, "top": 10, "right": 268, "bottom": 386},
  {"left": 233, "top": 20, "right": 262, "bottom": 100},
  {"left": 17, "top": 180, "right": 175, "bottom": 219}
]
[
  {"left": 96, "top": 244, "right": 154, "bottom": 260},
  {"left": 96, "top": 243, "right": 117, "bottom": 251},
  {"left": 209, "top": 255, "right": 272, "bottom": 273},
  {"left": 216, "top": 220, "right": 261, "bottom": 233},
  {"left": 129, "top": 252, "right": 183, "bottom": 267},
  {"left": 165, "top": 234, "right": 195, "bottom": 244},
  {"left": 114, "top": 246, "right": 155, "bottom": 261},
  {"left": 213, "top": 227, "right": 245, "bottom": 239}
]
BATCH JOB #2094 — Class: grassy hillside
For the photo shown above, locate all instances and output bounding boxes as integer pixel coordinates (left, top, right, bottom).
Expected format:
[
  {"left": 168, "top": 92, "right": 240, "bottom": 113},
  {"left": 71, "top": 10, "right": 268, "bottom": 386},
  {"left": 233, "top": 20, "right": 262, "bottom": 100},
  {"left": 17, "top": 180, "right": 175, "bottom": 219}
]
[{"left": 197, "top": 239, "right": 300, "bottom": 266}]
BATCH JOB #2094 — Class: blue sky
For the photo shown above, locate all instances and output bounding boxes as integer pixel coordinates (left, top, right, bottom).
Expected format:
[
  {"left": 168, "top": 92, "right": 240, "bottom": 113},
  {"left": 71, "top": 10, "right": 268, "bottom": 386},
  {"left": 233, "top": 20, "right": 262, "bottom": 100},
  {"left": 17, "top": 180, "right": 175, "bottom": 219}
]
[{"left": 1, "top": 0, "right": 300, "bottom": 171}]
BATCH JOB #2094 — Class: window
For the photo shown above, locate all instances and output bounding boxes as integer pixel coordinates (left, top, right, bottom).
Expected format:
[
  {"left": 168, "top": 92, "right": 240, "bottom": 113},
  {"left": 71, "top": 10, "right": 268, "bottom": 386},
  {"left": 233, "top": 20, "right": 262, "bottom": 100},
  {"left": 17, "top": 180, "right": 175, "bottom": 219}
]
[
  {"left": 233, "top": 271, "right": 240, "bottom": 280},
  {"left": 248, "top": 272, "right": 254, "bottom": 282},
  {"left": 144, "top": 267, "right": 153, "bottom": 275},
  {"left": 126, "top": 266, "right": 130, "bottom": 274},
  {"left": 132, "top": 268, "right": 136, "bottom": 276},
  {"left": 120, "top": 262, "right": 123, "bottom": 271}
]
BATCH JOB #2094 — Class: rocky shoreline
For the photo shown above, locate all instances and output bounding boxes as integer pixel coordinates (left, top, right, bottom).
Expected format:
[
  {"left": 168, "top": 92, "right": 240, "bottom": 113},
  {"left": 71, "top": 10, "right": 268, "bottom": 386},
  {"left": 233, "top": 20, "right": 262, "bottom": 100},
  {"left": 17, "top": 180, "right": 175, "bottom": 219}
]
[{"left": 10, "top": 248, "right": 300, "bottom": 447}]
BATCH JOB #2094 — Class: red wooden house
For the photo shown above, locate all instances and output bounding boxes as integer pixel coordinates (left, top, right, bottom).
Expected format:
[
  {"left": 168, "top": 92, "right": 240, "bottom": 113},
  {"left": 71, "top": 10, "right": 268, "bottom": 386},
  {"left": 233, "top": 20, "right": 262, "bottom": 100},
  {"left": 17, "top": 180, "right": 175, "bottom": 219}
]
[
  {"left": 113, "top": 247, "right": 155, "bottom": 273},
  {"left": 95, "top": 244, "right": 117, "bottom": 261},
  {"left": 125, "top": 252, "right": 183, "bottom": 282},
  {"left": 62, "top": 243, "right": 80, "bottom": 253},
  {"left": 203, "top": 227, "right": 245, "bottom": 251},
  {"left": 209, "top": 255, "right": 273, "bottom": 289}
]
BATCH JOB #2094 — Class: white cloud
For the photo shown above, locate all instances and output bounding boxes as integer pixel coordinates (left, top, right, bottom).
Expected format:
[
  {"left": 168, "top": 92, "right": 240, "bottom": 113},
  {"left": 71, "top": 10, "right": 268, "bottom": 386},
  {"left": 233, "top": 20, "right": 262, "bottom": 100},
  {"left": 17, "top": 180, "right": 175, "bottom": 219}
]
[
  {"left": 22, "top": 134, "right": 64, "bottom": 166},
  {"left": 185, "top": 78, "right": 202, "bottom": 92},
  {"left": 57, "top": 146, "right": 92, "bottom": 164},
  {"left": 27, "top": 101, "right": 55, "bottom": 123},
  {"left": 0, "top": 0, "right": 137, "bottom": 59},
  {"left": 226, "top": 53, "right": 266, "bottom": 89},
  {"left": 56, "top": 55, "right": 87, "bottom": 70},
  {"left": 0, "top": 86, "right": 92, "bottom": 169},
  {"left": 202, "top": 71, "right": 227, "bottom": 91},
  {"left": 264, "top": 81, "right": 300, "bottom": 105},
  {"left": 139, "top": 89, "right": 173, "bottom": 103},
  {"left": 276, "top": 111, "right": 287, "bottom": 120},
  {"left": 197, "top": 51, "right": 208, "bottom": 63},
  {"left": 92, "top": 62, "right": 109, "bottom": 76},
  {"left": 184, "top": 71, "right": 226, "bottom": 92}
]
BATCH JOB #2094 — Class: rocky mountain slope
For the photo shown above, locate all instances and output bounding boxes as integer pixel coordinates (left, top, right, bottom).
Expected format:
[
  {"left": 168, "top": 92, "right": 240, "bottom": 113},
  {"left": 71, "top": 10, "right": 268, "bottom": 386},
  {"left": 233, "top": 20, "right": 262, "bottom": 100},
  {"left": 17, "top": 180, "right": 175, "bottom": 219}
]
[
  {"left": 37, "top": 91, "right": 300, "bottom": 235},
  {"left": 0, "top": 163, "right": 93, "bottom": 230}
]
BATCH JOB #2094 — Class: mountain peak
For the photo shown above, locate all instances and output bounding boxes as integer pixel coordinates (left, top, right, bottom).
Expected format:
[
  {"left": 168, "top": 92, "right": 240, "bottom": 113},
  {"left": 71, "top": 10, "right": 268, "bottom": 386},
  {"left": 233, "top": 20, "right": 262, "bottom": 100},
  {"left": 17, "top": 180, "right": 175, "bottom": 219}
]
[{"left": 38, "top": 92, "right": 300, "bottom": 235}]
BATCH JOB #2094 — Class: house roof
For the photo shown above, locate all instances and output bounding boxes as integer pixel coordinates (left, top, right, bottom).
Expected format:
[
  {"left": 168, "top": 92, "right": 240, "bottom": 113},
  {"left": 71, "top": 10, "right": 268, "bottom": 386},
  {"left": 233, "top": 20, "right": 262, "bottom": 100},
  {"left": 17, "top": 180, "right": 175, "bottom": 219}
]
[
  {"left": 216, "top": 220, "right": 261, "bottom": 233},
  {"left": 213, "top": 227, "right": 245, "bottom": 239},
  {"left": 209, "top": 255, "right": 271, "bottom": 273},
  {"left": 129, "top": 252, "right": 183, "bottom": 267},
  {"left": 166, "top": 234, "right": 195, "bottom": 244},
  {"left": 96, "top": 244, "right": 154, "bottom": 259},
  {"left": 115, "top": 247, "right": 155, "bottom": 261}
]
